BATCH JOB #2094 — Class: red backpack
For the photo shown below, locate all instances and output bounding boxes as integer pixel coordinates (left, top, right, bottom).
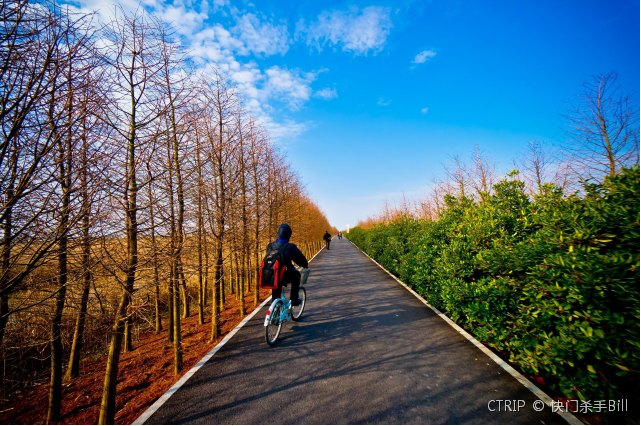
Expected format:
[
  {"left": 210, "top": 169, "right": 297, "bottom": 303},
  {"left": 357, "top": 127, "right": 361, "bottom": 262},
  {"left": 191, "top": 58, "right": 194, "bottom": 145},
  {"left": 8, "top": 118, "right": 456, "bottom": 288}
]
[{"left": 259, "top": 243, "right": 288, "bottom": 289}]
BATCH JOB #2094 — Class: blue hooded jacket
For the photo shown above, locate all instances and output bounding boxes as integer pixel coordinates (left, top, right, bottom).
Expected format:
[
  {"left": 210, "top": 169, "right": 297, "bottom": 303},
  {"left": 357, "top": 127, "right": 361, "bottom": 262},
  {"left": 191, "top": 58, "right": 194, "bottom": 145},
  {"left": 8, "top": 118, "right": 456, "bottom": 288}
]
[{"left": 266, "top": 224, "right": 308, "bottom": 269}]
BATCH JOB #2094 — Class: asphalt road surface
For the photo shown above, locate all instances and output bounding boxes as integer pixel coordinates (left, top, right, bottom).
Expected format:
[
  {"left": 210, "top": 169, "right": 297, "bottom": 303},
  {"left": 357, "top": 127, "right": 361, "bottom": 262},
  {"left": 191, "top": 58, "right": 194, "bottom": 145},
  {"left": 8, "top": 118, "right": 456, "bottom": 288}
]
[{"left": 142, "top": 237, "right": 568, "bottom": 425}]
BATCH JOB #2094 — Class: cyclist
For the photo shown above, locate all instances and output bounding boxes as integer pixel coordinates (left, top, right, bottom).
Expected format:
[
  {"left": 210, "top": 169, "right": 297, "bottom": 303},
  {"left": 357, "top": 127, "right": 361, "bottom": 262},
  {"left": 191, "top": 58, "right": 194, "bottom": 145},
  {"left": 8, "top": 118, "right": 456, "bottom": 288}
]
[
  {"left": 266, "top": 224, "right": 308, "bottom": 306},
  {"left": 323, "top": 230, "right": 331, "bottom": 250}
]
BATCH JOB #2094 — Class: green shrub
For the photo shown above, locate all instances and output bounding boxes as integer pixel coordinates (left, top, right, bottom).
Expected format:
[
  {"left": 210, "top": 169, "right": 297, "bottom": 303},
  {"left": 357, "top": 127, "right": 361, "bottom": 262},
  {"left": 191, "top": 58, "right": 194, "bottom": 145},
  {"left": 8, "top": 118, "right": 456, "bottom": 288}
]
[{"left": 347, "top": 167, "right": 639, "bottom": 420}]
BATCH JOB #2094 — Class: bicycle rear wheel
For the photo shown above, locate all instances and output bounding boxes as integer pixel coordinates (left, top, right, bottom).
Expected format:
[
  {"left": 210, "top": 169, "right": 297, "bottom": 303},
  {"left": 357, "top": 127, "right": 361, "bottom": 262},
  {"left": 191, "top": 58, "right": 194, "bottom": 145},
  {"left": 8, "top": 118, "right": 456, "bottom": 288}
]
[
  {"left": 265, "top": 300, "right": 283, "bottom": 346},
  {"left": 291, "top": 287, "right": 306, "bottom": 321}
]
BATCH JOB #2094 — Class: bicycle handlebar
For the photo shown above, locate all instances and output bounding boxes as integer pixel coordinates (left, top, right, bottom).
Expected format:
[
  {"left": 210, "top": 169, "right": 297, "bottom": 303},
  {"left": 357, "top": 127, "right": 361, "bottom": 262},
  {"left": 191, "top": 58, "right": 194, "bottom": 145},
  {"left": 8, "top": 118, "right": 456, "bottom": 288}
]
[{"left": 296, "top": 266, "right": 310, "bottom": 284}]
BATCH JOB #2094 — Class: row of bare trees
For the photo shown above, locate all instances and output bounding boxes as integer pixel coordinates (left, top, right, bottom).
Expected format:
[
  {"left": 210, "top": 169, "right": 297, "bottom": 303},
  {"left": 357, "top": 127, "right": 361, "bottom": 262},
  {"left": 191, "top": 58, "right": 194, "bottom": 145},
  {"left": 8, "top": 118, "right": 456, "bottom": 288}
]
[{"left": 1, "top": 2, "right": 333, "bottom": 424}]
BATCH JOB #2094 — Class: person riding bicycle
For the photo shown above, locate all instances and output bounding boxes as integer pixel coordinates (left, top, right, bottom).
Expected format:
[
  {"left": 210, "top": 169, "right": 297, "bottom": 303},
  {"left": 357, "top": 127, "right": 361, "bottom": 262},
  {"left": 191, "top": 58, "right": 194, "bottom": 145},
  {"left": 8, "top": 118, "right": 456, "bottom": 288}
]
[
  {"left": 266, "top": 224, "right": 308, "bottom": 306},
  {"left": 323, "top": 230, "right": 331, "bottom": 250}
]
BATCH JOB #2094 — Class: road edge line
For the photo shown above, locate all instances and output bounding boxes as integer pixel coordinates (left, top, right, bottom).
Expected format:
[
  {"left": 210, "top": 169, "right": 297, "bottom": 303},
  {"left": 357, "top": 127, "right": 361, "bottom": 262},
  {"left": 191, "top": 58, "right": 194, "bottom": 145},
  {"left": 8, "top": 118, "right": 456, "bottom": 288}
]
[
  {"left": 132, "top": 297, "right": 269, "bottom": 425},
  {"left": 348, "top": 240, "right": 583, "bottom": 425},
  {"left": 132, "top": 246, "right": 324, "bottom": 425}
]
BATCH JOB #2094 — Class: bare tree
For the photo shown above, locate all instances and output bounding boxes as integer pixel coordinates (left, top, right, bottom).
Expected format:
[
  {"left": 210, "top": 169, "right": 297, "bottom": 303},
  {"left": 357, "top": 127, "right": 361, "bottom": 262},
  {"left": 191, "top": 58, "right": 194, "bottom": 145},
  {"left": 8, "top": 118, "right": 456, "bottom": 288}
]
[
  {"left": 565, "top": 72, "right": 639, "bottom": 181},
  {"left": 202, "top": 73, "right": 238, "bottom": 341},
  {"left": 98, "top": 8, "right": 165, "bottom": 424},
  {"left": 469, "top": 145, "right": 495, "bottom": 201},
  {"left": 234, "top": 109, "right": 249, "bottom": 317},
  {"left": 443, "top": 155, "right": 470, "bottom": 199},
  {"left": 517, "top": 140, "right": 571, "bottom": 196},
  {"left": 192, "top": 106, "right": 208, "bottom": 325},
  {"left": 248, "top": 124, "right": 268, "bottom": 305},
  {"left": 65, "top": 89, "right": 94, "bottom": 380},
  {"left": 44, "top": 6, "right": 98, "bottom": 421},
  {"left": 0, "top": 0, "right": 66, "bottom": 346},
  {"left": 144, "top": 158, "right": 162, "bottom": 333},
  {"left": 157, "top": 22, "right": 188, "bottom": 375}
]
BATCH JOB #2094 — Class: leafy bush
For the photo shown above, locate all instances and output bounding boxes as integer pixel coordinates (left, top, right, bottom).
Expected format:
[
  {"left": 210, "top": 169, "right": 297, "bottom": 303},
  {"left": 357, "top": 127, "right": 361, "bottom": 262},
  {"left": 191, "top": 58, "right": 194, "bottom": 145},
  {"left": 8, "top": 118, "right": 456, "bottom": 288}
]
[{"left": 347, "top": 167, "right": 639, "bottom": 418}]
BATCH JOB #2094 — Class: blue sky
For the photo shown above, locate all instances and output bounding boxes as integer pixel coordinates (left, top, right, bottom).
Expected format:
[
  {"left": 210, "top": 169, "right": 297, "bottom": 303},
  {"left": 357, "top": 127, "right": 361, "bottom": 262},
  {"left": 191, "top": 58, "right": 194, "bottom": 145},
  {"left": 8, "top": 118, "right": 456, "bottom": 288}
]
[{"left": 70, "top": 0, "right": 639, "bottom": 229}]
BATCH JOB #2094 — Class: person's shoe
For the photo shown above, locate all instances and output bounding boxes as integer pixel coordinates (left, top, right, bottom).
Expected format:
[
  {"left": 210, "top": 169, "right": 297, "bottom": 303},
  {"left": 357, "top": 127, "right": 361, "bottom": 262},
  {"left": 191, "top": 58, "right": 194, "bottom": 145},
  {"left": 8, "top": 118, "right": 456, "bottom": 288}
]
[{"left": 291, "top": 297, "right": 301, "bottom": 306}]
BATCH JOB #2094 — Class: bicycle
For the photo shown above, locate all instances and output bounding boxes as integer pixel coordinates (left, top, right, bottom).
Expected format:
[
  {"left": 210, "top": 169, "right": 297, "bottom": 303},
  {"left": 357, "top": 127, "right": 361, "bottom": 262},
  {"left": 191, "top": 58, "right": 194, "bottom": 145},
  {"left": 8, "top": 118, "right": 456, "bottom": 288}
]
[{"left": 264, "top": 267, "right": 309, "bottom": 346}]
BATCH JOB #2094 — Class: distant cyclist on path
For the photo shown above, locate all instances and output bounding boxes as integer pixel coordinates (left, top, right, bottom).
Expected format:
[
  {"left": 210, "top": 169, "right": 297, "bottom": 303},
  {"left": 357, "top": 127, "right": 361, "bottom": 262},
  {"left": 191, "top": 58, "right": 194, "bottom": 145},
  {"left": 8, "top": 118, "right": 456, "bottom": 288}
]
[{"left": 323, "top": 230, "right": 331, "bottom": 250}]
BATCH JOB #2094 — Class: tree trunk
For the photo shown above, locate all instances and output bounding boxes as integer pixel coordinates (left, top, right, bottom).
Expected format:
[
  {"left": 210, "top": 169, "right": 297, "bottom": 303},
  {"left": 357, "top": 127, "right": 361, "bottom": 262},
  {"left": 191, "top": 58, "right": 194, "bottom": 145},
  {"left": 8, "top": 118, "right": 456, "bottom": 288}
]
[
  {"left": 179, "top": 263, "right": 189, "bottom": 318},
  {"left": 98, "top": 289, "right": 130, "bottom": 425},
  {"left": 47, "top": 64, "right": 74, "bottom": 423},
  {"left": 238, "top": 121, "right": 247, "bottom": 316},
  {"left": 168, "top": 273, "right": 174, "bottom": 343},
  {"left": 99, "top": 61, "right": 139, "bottom": 422},
  {"left": 65, "top": 129, "right": 92, "bottom": 379},
  {"left": 173, "top": 264, "right": 182, "bottom": 375},
  {"left": 204, "top": 240, "right": 209, "bottom": 309},
  {"left": 0, "top": 191, "right": 13, "bottom": 346},
  {"left": 165, "top": 49, "right": 184, "bottom": 372},
  {"left": 146, "top": 162, "right": 162, "bottom": 334},
  {"left": 252, "top": 142, "right": 261, "bottom": 306},
  {"left": 47, "top": 235, "right": 68, "bottom": 424},
  {"left": 210, "top": 241, "right": 222, "bottom": 341},
  {"left": 166, "top": 118, "right": 182, "bottom": 371},
  {"left": 196, "top": 134, "right": 205, "bottom": 324},
  {"left": 124, "top": 321, "right": 132, "bottom": 353}
]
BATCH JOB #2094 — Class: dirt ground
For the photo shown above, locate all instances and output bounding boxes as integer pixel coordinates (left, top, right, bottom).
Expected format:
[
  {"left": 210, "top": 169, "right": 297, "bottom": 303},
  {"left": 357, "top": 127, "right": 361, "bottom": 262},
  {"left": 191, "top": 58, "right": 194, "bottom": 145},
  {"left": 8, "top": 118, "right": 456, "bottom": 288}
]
[{"left": 0, "top": 291, "right": 270, "bottom": 425}]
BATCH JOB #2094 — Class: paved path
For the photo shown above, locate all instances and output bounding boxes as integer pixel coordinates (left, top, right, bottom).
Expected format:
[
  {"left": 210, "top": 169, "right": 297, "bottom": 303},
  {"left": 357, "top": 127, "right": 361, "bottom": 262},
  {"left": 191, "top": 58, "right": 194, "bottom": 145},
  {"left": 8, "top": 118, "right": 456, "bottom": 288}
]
[{"left": 142, "top": 238, "right": 567, "bottom": 424}]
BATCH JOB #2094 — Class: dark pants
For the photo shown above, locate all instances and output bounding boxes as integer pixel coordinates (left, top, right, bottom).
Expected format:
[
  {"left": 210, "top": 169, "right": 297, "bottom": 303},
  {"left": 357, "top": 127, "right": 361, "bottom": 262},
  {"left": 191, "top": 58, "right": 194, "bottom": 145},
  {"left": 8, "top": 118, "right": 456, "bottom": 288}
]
[{"left": 272, "top": 267, "right": 301, "bottom": 303}]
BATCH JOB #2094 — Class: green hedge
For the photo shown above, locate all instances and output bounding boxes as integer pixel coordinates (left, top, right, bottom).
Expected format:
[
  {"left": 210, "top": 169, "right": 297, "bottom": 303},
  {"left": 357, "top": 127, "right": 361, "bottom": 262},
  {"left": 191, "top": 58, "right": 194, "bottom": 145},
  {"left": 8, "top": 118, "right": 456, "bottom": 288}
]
[{"left": 348, "top": 167, "right": 639, "bottom": 419}]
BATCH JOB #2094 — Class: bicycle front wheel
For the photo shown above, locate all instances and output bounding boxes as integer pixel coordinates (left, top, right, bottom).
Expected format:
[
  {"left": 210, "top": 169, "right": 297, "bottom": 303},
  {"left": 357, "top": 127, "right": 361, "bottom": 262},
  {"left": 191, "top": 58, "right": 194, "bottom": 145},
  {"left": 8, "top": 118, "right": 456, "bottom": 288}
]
[
  {"left": 291, "top": 287, "right": 306, "bottom": 321},
  {"left": 265, "top": 300, "right": 283, "bottom": 346}
]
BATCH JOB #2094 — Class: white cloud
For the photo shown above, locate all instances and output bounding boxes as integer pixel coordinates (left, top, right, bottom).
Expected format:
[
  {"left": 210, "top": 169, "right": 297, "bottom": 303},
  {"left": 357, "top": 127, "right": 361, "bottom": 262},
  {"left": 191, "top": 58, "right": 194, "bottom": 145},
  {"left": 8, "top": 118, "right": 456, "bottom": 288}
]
[
  {"left": 315, "top": 88, "right": 338, "bottom": 99},
  {"left": 260, "top": 115, "right": 309, "bottom": 141},
  {"left": 61, "top": 0, "right": 157, "bottom": 25},
  {"left": 212, "top": 25, "right": 243, "bottom": 51},
  {"left": 263, "top": 66, "right": 314, "bottom": 108},
  {"left": 189, "top": 26, "right": 236, "bottom": 63},
  {"left": 421, "top": 107, "right": 429, "bottom": 114},
  {"left": 62, "top": 0, "right": 314, "bottom": 143},
  {"left": 304, "top": 6, "right": 393, "bottom": 55},
  {"left": 377, "top": 97, "right": 392, "bottom": 107},
  {"left": 233, "top": 13, "right": 289, "bottom": 56},
  {"left": 213, "top": 0, "right": 229, "bottom": 10},
  {"left": 160, "top": 5, "right": 206, "bottom": 36},
  {"left": 232, "top": 69, "right": 259, "bottom": 84},
  {"left": 413, "top": 49, "right": 437, "bottom": 64},
  {"left": 231, "top": 67, "right": 262, "bottom": 98}
]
